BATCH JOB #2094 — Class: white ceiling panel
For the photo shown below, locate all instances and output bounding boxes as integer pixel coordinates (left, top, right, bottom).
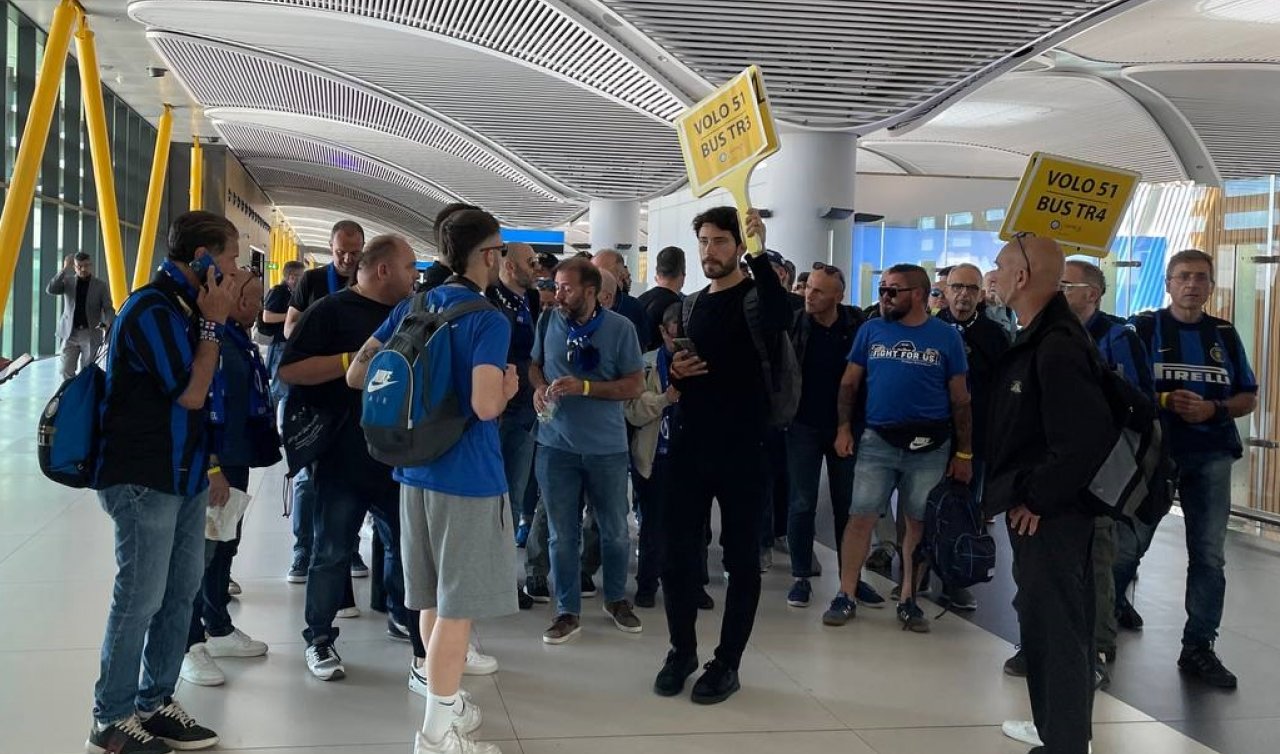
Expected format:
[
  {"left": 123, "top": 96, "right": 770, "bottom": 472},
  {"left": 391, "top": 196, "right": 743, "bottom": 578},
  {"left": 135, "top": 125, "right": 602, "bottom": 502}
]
[
  {"left": 129, "top": 1, "right": 688, "bottom": 200},
  {"left": 863, "top": 73, "right": 1187, "bottom": 182},
  {"left": 1064, "top": 0, "right": 1280, "bottom": 63},
  {"left": 251, "top": 178, "right": 437, "bottom": 246},
  {"left": 274, "top": 206, "right": 415, "bottom": 251},
  {"left": 855, "top": 148, "right": 909, "bottom": 175},
  {"left": 597, "top": 0, "right": 1144, "bottom": 129},
  {"left": 1126, "top": 65, "right": 1280, "bottom": 179},
  {"left": 861, "top": 142, "right": 1030, "bottom": 177}
]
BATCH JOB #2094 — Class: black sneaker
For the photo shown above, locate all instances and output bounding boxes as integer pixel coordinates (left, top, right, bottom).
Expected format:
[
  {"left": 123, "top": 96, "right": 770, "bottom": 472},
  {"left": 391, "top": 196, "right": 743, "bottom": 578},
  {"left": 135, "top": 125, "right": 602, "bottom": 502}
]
[
  {"left": 653, "top": 650, "right": 699, "bottom": 696},
  {"left": 896, "top": 599, "right": 931, "bottom": 633},
  {"left": 697, "top": 588, "right": 715, "bottom": 611},
  {"left": 524, "top": 580, "right": 551, "bottom": 603},
  {"left": 691, "top": 658, "right": 741, "bottom": 705},
  {"left": 387, "top": 618, "right": 411, "bottom": 642},
  {"left": 1116, "top": 600, "right": 1144, "bottom": 631},
  {"left": 517, "top": 587, "right": 534, "bottom": 610},
  {"left": 822, "top": 593, "right": 856, "bottom": 626},
  {"left": 286, "top": 553, "right": 308, "bottom": 584},
  {"left": 140, "top": 699, "right": 219, "bottom": 749},
  {"left": 1179, "top": 644, "right": 1238, "bottom": 689},
  {"left": 580, "top": 574, "right": 597, "bottom": 598},
  {"left": 635, "top": 588, "right": 657, "bottom": 609},
  {"left": 1003, "top": 647, "right": 1027, "bottom": 677},
  {"left": 865, "top": 547, "right": 894, "bottom": 576},
  {"left": 87, "top": 715, "right": 172, "bottom": 754},
  {"left": 939, "top": 585, "right": 978, "bottom": 611}
]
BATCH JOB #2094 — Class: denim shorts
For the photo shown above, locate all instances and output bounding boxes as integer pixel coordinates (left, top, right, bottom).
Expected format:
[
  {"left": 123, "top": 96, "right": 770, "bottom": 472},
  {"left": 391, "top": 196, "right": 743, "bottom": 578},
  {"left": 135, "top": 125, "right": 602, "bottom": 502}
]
[{"left": 850, "top": 429, "right": 950, "bottom": 521}]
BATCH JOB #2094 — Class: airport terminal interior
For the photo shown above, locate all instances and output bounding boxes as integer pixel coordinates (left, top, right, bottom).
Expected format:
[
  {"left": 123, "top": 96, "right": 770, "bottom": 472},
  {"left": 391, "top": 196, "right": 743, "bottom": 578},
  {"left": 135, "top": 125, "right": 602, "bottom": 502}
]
[{"left": 2, "top": 1, "right": 1280, "bottom": 753}]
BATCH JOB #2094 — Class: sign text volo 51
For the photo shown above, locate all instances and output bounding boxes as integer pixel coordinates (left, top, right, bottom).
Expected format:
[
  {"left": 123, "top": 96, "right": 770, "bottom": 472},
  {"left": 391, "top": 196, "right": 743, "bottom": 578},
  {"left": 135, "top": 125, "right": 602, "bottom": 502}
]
[
  {"left": 1000, "top": 152, "right": 1141, "bottom": 258},
  {"left": 675, "top": 65, "right": 779, "bottom": 199}
]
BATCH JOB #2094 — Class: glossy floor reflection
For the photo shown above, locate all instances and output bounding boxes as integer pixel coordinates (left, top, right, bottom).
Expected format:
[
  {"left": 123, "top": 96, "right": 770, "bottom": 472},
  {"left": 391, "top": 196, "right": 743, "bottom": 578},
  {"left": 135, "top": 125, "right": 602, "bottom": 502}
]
[{"left": 0, "top": 358, "right": 1225, "bottom": 753}]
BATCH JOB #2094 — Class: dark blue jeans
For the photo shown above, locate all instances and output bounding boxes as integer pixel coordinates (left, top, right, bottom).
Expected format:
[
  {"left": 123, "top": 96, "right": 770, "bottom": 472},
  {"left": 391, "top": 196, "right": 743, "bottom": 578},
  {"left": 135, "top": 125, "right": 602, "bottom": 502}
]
[
  {"left": 785, "top": 422, "right": 854, "bottom": 577},
  {"left": 1174, "top": 450, "right": 1236, "bottom": 648},
  {"left": 303, "top": 470, "right": 399, "bottom": 645},
  {"left": 498, "top": 409, "right": 537, "bottom": 527}
]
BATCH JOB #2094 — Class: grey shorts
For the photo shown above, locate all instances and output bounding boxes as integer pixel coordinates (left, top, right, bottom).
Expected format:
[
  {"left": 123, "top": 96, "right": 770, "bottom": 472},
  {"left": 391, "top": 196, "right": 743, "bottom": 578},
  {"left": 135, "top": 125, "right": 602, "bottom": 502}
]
[{"left": 400, "top": 485, "right": 518, "bottom": 620}]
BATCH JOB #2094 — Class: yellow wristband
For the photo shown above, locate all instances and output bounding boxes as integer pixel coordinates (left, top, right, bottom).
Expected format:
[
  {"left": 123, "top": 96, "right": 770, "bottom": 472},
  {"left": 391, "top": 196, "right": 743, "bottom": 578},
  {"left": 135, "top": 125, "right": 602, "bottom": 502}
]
[
  {"left": 207, "top": 465, "right": 222, "bottom": 477},
  {"left": 954, "top": 451, "right": 974, "bottom": 461},
  {"left": 1158, "top": 392, "right": 1170, "bottom": 409},
  {"left": 582, "top": 380, "right": 591, "bottom": 396},
  {"left": 340, "top": 352, "right": 351, "bottom": 370}
]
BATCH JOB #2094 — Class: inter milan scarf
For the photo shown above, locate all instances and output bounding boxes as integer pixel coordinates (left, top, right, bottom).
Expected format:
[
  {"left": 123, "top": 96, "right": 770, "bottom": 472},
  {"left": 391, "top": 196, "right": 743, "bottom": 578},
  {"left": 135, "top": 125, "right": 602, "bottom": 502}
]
[{"left": 566, "top": 306, "right": 606, "bottom": 373}]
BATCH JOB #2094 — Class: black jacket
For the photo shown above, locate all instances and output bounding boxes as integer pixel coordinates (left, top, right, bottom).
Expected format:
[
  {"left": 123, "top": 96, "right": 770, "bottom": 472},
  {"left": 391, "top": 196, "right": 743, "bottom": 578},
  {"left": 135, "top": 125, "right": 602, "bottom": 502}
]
[
  {"left": 938, "top": 307, "right": 1010, "bottom": 460},
  {"left": 983, "top": 294, "right": 1114, "bottom": 518}
]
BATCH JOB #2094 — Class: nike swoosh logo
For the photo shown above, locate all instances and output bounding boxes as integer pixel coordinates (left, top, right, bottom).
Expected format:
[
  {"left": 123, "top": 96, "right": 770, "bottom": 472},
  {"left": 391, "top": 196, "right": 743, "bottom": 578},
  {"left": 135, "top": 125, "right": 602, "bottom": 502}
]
[
  {"left": 368, "top": 380, "right": 399, "bottom": 393},
  {"left": 1158, "top": 347, "right": 1173, "bottom": 353},
  {"left": 908, "top": 438, "right": 932, "bottom": 450}
]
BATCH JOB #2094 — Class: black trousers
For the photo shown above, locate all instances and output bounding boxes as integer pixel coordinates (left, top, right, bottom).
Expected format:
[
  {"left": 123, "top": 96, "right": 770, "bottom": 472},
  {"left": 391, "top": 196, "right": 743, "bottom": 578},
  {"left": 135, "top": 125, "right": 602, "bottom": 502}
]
[
  {"left": 1010, "top": 510, "right": 1095, "bottom": 754},
  {"left": 637, "top": 456, "right": 710, "bottom": 593},
  {"left": 662, "top": 436, "right": 765, "bottom": 670}
]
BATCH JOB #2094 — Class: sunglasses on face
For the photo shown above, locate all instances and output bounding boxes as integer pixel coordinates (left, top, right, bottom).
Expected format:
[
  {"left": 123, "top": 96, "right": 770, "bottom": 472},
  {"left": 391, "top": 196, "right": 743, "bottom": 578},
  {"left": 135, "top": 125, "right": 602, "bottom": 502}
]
[{"left": 879, "top": 286, "right": 917, "bottom": 299}]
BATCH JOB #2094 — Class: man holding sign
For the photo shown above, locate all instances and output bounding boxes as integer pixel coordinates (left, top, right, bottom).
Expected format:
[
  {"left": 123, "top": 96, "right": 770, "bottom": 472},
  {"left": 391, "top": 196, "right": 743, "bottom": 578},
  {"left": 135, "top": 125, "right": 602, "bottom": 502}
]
[{"left": 653, "top": 207, "right": 792, "bottom": 705}]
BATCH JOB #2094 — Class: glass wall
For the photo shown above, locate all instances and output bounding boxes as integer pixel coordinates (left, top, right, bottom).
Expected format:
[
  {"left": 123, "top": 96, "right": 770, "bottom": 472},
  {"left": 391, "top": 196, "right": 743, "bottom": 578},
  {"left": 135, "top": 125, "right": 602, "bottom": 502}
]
[{"left": 1, "top": 2, "right": 159, "bottom": 358}]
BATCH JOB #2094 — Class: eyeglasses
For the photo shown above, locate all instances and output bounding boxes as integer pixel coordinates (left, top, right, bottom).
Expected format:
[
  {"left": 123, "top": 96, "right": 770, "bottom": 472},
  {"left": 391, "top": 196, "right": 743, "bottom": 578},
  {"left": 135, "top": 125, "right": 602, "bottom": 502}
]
[
  {"left": 479, "top": 243, "right": 509, "bottom": 257},
  {"left": 1168, "top": 271, "right": 1212, "bottom": 285},
  {"left": 947, "top": 283, "right": 981, "bottom": 294},
  {"left": 810, "top": 262, "right": 846, "bottom": 285},
  {"left": 1013, "top": 231, "right": 1034, "bottom": 273},
  {"left": 878, "top": 285, "right": 917, "bottom": 299},
  {"left": 1059, "top": 281, "right": 1094, "bottom": 291}
]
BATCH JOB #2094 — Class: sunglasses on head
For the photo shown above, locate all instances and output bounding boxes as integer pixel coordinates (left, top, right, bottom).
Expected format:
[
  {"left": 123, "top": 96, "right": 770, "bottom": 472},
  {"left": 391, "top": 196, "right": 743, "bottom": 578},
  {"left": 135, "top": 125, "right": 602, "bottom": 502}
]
[
  {"left": 1013, "top": 231, "right": 1035, "bottom": 273},
  {"left": 810, "top": 262, "right": 846, "bottom": 285}
]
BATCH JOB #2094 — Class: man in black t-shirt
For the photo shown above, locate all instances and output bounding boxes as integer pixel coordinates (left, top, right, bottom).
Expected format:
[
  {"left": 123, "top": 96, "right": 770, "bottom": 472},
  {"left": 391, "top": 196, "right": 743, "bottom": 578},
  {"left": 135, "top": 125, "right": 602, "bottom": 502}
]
[
  {"left": 279, "top": 235, "right": 419, "bottom": 682},
  {"left": 281, "top": 221, "right": 365, "bottom": 584},
  {"left": 654, "top": 207, "right": 792, "bottom": 705},
  {"left": 262, "top": 260, "right": 304, "bottom": 404},
  {"left": 637, "top": 246, "right": 685, "bottom": 351},
  {"left": 284, "top": 220, "right": 365, "bottom": 338}
]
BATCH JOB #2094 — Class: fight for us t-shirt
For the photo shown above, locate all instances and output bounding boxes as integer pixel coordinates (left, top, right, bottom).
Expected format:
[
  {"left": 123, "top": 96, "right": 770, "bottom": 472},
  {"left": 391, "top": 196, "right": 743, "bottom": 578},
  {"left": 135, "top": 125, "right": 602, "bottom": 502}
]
[
  {"left": 848, "top": 316, "right": 968, "bottom": 428},
  {"left": 373, "top": 285, "right": 512, "bottom": 498}
]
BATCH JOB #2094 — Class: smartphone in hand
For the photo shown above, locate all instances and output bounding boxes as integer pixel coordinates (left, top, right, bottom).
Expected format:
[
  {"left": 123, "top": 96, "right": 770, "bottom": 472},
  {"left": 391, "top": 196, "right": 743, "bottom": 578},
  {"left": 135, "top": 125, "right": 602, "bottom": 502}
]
[
  {"left": 673, "top": 337, "right": 698, "bottom": 358},
  {"left": 190, "top": 254, "right": 223, "bottom": 285}
]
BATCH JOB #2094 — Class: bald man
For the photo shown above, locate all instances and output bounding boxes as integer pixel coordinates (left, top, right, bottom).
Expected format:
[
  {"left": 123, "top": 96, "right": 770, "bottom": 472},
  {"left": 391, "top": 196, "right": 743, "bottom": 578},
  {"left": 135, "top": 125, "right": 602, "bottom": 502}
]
[
  {"left": 592, "top": 249, "right": 648, "bottom": 348},
  {"left": 985, "top": 235, "right": 1114, "bottom": 754},
  {"left": 486, "top": 242, "right": 542, "bottom": 545},
  {"left": 598, "top": 269, "right": 619, "bottom": 311}
]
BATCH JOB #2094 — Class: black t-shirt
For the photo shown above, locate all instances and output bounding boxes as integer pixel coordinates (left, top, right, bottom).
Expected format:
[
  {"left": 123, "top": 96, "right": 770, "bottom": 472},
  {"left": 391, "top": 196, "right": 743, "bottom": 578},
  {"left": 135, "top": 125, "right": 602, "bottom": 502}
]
[
  {"left": 73, "top": 277, "right": 90, "bottom": 330},
  {"left": 280, "top": 288, "right": 393, "bottom": 487},
  {"left": 676, "top": 280, "right": 769, "bottom": 441},
  {"left": 260, "top": 282, "right": 291, "bottom": 343},
  {"left": 794, "top": 317, "right": 854, "bottom": 432},
  {"left": 637, "top": 286, "right": 680, "bottom": 350},
  {"left": 290, "top": 264, "right": 349, "bottom": 314}
]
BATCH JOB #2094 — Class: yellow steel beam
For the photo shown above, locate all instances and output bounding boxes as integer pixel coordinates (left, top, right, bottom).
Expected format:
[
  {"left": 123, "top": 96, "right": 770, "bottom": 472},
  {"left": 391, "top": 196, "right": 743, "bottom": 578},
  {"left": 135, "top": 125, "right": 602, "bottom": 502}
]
[
  {"left": 77, "top": 13, "right": 129, "bottom": 309},
  {"left": 190, "top": 136, "right": 203, "bottom": 211},
  {"left": 133, "top": 104, "right": 173, "bottom": 290},
  {"left": 0, "top": 0, "right": 77, "bottom": 319}
]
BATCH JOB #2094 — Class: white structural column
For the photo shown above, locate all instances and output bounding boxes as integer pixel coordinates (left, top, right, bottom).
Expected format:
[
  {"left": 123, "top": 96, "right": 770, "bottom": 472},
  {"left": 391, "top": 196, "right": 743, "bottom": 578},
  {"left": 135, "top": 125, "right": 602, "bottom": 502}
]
[
  {"left": 589, "top": 199, "right": 642, "bottom": 287},
  {"left": 763, "top": 128, "right": 858, "bottom": 281}
]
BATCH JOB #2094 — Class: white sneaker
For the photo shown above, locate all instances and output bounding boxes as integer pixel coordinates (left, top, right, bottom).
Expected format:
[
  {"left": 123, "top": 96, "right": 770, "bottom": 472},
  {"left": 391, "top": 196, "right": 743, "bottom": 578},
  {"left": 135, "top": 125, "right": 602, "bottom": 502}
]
[
  {"left": 336, "top": 606, "right": 361, "bottom": 619},
  {"left": 464, "top": 644, "right": 498, "bottom": 676},
  {"left": 1001, "top": 720, "right": 1043, "bottom": 747},
  {"left": 205, "top": 628, "right": 268, "bottom": 658},
  {"left": 409, "top": 661, "right": 430, "bottom": 698},
  {"left": 305, "top": 643, "right": 345, "bottom": 681},
  {"left": 407, "top": 671, "right": 481, "bottom": 733},
  {"left": 227, "top": 579, "right": 241, "bottom": 596},
  {"left": 179, "top": 644, "right": 225, "bottom": 686},
  {"left": 414, "top": 726, "right": 500, "bottom": 754}
]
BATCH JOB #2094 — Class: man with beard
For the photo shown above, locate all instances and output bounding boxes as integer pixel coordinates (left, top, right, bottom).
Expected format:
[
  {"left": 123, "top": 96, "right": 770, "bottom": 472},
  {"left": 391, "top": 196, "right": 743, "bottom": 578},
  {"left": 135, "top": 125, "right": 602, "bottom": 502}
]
[
  {"left": 824, "top": 264, "right": 972, "bottom": 634},
  {"left": 652, "top": 207, "right": 791, "bottom": 704}
]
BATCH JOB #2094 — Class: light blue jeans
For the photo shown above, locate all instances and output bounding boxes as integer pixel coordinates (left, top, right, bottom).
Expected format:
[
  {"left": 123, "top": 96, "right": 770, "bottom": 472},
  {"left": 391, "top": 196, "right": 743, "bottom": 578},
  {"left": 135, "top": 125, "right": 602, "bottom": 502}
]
[
  {"left": 535, "top": 446, "right": 631, "bottom": 616},
  {"left": 94, "top": 484, "right": 207, "bottom": 724}
]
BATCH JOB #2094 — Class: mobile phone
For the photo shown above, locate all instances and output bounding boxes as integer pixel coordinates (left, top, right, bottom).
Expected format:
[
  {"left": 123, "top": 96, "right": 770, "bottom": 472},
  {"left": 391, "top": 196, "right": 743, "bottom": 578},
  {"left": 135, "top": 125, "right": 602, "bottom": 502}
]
[
  {"left": 673, "top": 337, "right": 698, "bottom": 357},
  {"left": 190, "top": 254, "right": 223, "bottom": 284}
]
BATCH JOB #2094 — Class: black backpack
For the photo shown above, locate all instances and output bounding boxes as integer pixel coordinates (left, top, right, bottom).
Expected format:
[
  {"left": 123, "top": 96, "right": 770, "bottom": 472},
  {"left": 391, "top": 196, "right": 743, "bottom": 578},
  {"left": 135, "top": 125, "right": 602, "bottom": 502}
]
[
  {"left": 922, "top": 478, "right": 996, "bottom": 592},
  {"left": 681, "top": 286, "right": 800, "bottom": 427}
]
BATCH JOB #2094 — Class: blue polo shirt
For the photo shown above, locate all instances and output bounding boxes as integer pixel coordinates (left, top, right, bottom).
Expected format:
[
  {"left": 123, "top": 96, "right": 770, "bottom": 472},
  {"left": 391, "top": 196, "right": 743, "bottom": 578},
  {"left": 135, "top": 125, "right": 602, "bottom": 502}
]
[
  {"left": 533, "top": 307, "right": 644, "bottom": 455},
  {"left": 373, "top": 285, "right": 512, "bottom": 497}
]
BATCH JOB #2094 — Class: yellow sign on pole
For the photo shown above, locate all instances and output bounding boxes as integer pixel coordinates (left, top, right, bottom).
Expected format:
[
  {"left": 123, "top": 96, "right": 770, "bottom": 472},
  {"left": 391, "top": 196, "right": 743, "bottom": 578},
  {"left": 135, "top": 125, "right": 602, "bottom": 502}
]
[
  {"left": 675, "top": 65, "right": 780, "bottom": 254},
  {"left": 999, "top": 152, "right": 1141, "bottom": 258}
]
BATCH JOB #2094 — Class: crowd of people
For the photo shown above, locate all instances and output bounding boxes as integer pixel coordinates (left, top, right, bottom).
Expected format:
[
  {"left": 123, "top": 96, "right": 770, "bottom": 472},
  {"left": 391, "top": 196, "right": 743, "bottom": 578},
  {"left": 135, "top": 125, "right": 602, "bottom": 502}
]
[{"left": 74, "top": 201, "right": 1258, "bottom": 754}]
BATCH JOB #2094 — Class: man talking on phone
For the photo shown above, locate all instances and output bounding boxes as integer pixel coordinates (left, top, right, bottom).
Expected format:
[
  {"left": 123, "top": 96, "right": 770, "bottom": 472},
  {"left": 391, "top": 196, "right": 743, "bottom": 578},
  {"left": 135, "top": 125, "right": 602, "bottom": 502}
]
[{"left": 653, "top": 206, "right": 791, "bottom": 705}]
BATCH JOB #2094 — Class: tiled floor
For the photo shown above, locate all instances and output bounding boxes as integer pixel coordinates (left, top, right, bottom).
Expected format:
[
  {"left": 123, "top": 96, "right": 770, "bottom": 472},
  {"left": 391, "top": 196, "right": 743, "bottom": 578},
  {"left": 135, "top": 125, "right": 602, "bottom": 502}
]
[{"left": 0, "top": 358, "right": 1240, "bottom": 754}]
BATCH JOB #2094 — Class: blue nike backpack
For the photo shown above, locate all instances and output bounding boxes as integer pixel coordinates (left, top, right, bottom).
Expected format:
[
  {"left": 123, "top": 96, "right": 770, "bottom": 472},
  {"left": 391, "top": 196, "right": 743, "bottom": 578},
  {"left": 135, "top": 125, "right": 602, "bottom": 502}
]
[
  {"left": 361, "top": 291, "right": 495, "bottom": 466},
  {"left": 922, "top": 478, "right": 996, "bottom": 592}
]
